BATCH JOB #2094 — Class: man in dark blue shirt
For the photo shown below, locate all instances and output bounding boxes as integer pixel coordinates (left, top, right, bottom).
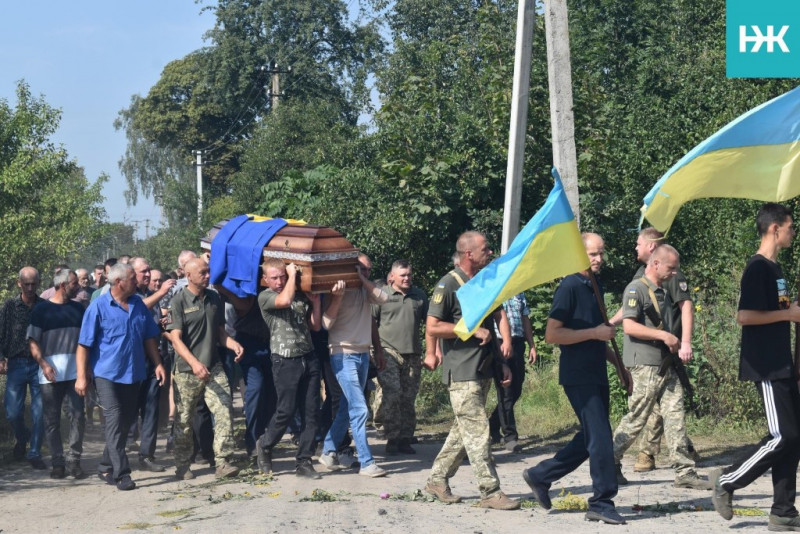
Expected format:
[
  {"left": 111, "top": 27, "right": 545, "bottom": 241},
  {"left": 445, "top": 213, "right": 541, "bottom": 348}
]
[{"left": 522, "top": 233, "right": 630, "bottom": 525}]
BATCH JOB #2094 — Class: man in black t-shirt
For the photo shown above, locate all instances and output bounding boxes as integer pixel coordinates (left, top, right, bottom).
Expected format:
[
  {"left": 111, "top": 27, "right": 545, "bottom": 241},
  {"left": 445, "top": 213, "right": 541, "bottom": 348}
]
[
  {"left": 712, "top": 203, "right": 800, "bottom": 531},
  {"left": 522, "top": 233, "right": 629, "bottom": 525}
]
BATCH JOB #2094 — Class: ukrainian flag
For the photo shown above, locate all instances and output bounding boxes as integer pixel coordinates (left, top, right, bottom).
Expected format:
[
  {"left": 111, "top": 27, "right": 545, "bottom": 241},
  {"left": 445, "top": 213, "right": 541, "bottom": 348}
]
[
  {"left": 454, "top": 173, "right": 589, "bottom": 340},
  {"left": 641, "top": 85, "right": 800, "bottom": 231}
]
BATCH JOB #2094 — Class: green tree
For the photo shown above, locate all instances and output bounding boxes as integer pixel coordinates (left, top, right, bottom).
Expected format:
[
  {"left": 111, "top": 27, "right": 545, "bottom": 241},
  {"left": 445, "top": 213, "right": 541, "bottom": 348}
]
[{"left": 0, "top": 82, "right": 106, "bottom": 295}]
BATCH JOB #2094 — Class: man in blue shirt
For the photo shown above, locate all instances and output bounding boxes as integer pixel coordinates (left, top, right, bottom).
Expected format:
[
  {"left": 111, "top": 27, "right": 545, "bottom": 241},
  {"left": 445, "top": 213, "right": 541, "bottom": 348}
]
[{"left": 75, "top": 263, "right": 166, "bottom": 491}]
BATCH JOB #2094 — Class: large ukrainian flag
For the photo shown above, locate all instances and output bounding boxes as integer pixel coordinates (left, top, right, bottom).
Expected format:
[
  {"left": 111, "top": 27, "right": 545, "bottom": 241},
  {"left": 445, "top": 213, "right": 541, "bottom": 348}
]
[
  {"left": 641, "top": 85, "right": 800, "bottom": 231},
  {"left": 454, "top": 174, "right": 589, "bottom": 340}
]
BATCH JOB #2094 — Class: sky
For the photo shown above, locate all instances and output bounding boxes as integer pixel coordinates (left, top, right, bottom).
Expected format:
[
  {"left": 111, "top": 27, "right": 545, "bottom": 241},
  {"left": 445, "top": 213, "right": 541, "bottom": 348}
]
[{"left": 0, "top": 1, "right": 217, "bottom": 239}]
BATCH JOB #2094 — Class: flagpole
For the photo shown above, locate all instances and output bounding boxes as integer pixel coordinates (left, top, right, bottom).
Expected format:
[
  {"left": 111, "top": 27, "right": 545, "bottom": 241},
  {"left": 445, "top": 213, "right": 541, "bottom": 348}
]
[{"left": 587, "top": 270, "right": 631, "bottom": 394}]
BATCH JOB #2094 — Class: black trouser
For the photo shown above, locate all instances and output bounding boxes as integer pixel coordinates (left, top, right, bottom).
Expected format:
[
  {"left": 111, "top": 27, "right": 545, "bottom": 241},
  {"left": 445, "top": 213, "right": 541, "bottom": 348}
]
[
  {"left": 489, "top": 337, "right": 526, "bottom": 442},
  {"left": 193, "top": 400, "right": 214, "bottom": 462},
  {"left": 262, "top": 352, "right": 321, "bottom": 464},
  {"left": 529, "top": 383, "right": 618, "bottom": 513},
  {"left": 41, "top": 380, "right": 85, "bottom": 467},
  {"left": 95, "top": 378, "right": 140, "bottom": 481},
  {"left": 719, "top": 378, "right": 800, "bottom": 517}
]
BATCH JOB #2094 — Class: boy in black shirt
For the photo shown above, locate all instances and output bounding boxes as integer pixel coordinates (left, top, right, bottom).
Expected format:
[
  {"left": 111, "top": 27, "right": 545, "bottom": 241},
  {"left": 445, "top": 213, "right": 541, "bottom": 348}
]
[{"left": 712, "top": 203, "right": 800, "bottom": 531}]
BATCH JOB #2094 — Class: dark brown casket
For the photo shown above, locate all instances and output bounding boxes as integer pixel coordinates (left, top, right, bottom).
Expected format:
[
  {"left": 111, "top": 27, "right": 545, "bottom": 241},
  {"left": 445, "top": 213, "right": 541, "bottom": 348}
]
[{"left": 201, "top": 219, "right": 362, "bottom": 293}]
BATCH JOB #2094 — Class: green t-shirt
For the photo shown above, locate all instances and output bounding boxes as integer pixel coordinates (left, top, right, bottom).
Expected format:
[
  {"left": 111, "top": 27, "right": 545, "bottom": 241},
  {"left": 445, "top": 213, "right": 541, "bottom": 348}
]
[
  {"left": 167, "top": 288, "right": 224, "bottom": 373},
  {"left": 257, "top": 289, "right": 313, "bottom": 358},
  {"left": 372, "top": 286, "right": 428, "bottom": 355},
  {"left": 621, "top": 276, "right": 672, "bottom": 367},
  {"left": 428, "top": 267, "right": 494, "bottom": 384}
]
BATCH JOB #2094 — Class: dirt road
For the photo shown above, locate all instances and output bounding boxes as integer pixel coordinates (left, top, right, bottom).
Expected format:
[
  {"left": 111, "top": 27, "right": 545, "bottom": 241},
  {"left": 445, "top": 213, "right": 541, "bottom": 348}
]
[{"left": 0, "top": 419, "right": 777, "bottom": 533}]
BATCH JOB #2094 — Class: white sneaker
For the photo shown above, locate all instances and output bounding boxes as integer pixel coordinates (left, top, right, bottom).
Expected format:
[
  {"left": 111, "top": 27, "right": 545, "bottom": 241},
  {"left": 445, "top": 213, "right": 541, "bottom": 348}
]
[
  {"left": 318, "top": 452, "right": 342, "bottom": 471},
  {"left": 337, "top": 447, "right": 357, "bottom": 469},
  {"left": 359, "top": 463, "right": 386, "bottom": 478}
]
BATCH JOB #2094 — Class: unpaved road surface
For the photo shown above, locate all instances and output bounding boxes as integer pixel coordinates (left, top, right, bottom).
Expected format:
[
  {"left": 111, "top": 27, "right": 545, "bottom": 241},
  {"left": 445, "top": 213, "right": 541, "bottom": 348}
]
[{"left": 0, "top": 418, "right": 777, "bottom": 533}]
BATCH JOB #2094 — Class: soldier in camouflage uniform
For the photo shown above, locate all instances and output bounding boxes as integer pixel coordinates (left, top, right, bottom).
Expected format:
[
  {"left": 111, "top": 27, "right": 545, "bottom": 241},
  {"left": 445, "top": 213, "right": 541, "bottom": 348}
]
[
  {"left": 619, "top": 227, "right": 698, "bottom": 473},
  {"left": 423, "top": 231, "right": 519, "bottom": 510},
  {"left": 372, "top": 259, "right": 428, "bottom": 455},
  {"left": 167, "top": 258, "right": 244, "bottom": 480},
  {"left": 611, "top": 245, "right": 710, "bottom": 490}
]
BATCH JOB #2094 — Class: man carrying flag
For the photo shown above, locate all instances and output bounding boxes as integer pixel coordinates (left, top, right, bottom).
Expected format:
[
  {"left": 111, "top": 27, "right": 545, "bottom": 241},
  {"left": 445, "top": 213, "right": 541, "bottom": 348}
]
[
  {"left": 422, "top": 231, "right": 519, "bottom": 510},
  {"left": 522, "top": 233, "right": 629, "bottom": 525}
]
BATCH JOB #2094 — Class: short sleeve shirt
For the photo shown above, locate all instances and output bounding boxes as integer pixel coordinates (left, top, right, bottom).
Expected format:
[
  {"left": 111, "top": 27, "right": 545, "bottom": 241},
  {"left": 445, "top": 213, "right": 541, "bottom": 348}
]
[
  {"left": 428, "top": 267, "right": 493, "bottom": 384},
  {"left": 27, "top": 300, "right": 85, "bottom": 384},
  {"left": 738, "top": 254, "right": 793, "bottom": 381},
  {"left": 549, "top": 274, "right": 609, "bottom": 386},
  {"left": 79, "top": 292, "right": 160, "bottom": 383},
  {"left": 257, "top": 289, "right": 313, "bottom": 358},
  {"left": 372, "top": 286, "right": 428, "bottom": 355},
  {"left": 621, "top": 276, "right": 671, "bottom": 367},
  {"left": 634, "top": 265, "right": 691, "bottom": 338},
  {"left": 167, "top": 288, "right": 224, "bottom": 373}
]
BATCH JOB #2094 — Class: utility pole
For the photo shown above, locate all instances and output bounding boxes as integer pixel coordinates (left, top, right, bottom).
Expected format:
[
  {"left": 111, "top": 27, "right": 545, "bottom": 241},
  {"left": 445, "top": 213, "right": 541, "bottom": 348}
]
[
  {"left": 544, "top": 0, "right": 580, "bottom": 224},
  {"left": 501, "top": 0, "right": 536, "bottom": 253},
  {"left": 195, "top": 150, "right": 203, "bottom": 225},
  {"left": 265, "top": 61, "right": 292, "bottom": 110}
]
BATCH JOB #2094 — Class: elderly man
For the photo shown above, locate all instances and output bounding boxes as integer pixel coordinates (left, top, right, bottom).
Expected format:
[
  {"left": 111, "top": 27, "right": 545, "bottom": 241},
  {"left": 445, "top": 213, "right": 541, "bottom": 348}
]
[
  {"left": 167, "top": 258, "right": 244, "bottom": 480},
  {"left": 129, "top": 257, "right": 176, "bottom": 472},
  {"left": 371, "top": 259, "right": 428, "bottom": 455},
  {"left": 28, "top": 269, "right": 86, "bottom": 479},
  {"left": 612, "top": 245, "right": 710, "bottom": 490},
  {"left": 73, "top": 268, "right": 93, "bottom": 308},
  {"left": 423, "top": 231, "right": 519, "bottom": 510},
  {"left": 522, "top": 233, "right": 629, "bottom": 525},
  {"left": 0, "top": 267, "right": 46, "bottom": 469},
  {"left": 76, "top": 263, "right": 166, "bottom": 491},
  {"left": 319, "top": 254, "right": 389, "bottom": 477}
]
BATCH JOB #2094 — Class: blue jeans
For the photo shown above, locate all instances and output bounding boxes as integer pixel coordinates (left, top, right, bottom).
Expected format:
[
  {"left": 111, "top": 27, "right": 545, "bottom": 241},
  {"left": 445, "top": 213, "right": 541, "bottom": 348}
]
[
  {"left": 4, "top": 358, "right": 43, "bottom": 459},
  {"left": 323, "top": 352, "right": 374, "bottom": 467},
  {"left": 238, "top": 335, "right": 274, "bottom": 455}
]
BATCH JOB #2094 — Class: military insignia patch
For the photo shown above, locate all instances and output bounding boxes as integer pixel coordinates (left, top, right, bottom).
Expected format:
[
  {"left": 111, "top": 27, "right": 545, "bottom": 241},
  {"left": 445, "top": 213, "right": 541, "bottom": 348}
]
[
  {"left": 679, "top": 282, "right": 688, "bottom": 292},
  {"left": 627, "top": 298, "right": 637, "bottom": 308},
  {"left": 432, "top": 293, "right": 444, "bottom": 304}
]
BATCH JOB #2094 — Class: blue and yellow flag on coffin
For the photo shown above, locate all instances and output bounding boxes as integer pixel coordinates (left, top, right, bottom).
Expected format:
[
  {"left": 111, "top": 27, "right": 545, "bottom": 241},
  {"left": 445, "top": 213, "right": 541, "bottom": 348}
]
[
  {"left": 453, "top": 172, "right": 589, "bottom": 340},
  {"left": 641, "top": 85, "right": 800, "bottom": 231}
]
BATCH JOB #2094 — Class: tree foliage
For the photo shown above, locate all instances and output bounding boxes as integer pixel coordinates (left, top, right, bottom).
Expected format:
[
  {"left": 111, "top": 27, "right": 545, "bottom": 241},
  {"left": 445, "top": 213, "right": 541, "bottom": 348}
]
[{"left": 0, "top": 82, "right": 106, "bottom": 296}]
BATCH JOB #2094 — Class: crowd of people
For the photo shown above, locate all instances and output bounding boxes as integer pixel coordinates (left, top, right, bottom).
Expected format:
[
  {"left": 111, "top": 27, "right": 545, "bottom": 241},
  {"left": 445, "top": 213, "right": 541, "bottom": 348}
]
[{"left": 1, "top": 203, "right": 800, "bottom": 529}]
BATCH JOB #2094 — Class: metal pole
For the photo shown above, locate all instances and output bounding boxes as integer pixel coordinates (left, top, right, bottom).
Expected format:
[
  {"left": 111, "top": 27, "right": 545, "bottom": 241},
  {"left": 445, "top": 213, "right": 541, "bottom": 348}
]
[{"left": 502, "top": 0, "right": 536, "bottom": 254}]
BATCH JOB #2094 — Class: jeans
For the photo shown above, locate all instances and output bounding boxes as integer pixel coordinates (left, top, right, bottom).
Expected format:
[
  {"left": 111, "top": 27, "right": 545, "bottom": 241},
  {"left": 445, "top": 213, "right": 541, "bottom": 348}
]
[
  {"left": 41, "top": 380, "right": 85, "bottom": 466},
  {"left": 4, "top": 357, "right": 43, "bottom": 459},
  {"left": 262, "top": 352, "right": 321, "bottom": 463},
  {"left": 237, "top": 335, "right": 274, "bottom": 455},
  {"left": 135, "top": 374, "right": 161, "bottom": 460},
  {"left": 95, "top": 378, "right": 140, "bottom": 481},
  {"left": 323, "top": 352, "right": 374, "bottom": 467}
]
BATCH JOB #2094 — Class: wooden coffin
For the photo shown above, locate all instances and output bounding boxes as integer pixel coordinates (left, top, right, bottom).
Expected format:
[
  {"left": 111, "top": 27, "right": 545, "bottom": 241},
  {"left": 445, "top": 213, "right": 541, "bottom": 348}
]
[{"left": 202, "top": 219, "right": 362, "bottom": 293}]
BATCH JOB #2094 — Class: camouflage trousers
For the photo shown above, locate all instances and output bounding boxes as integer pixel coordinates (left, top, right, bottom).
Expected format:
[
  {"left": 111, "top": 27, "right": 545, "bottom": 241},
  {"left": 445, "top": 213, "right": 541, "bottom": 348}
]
[
  {"left": 371, "top": 347, "right": 421, "bottom": 440},
  {"left": 613, "top": 365, "right": 695, "bottom": 476},
  {"left": 173, "top": 363, "right": 235, "bottom": 468},
  {"left": 427, "top": 378, "right": 500, "bottom": 498}
]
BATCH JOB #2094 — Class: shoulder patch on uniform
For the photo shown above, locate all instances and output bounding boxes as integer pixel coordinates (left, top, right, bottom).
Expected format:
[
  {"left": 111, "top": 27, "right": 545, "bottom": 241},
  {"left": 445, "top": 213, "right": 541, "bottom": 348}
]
[
  {"left": 628, "top": 290, "right": 637, "bottom": 294},
  {"left": 627, "top": 298, "right": 637, "bottom": 307},
  {"left": 679, "top": 282, "right": 688, "bottom": 291},
  {"left": 437, "top": 284, "right": 446, "bottom": 288},
  {"left": 432, "top": 293, "right": 444, "bottom": 304}
]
